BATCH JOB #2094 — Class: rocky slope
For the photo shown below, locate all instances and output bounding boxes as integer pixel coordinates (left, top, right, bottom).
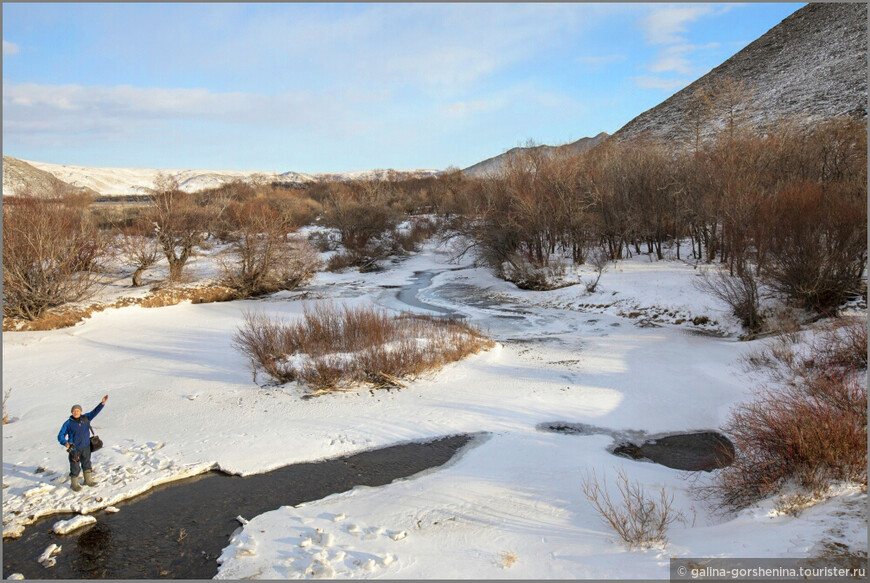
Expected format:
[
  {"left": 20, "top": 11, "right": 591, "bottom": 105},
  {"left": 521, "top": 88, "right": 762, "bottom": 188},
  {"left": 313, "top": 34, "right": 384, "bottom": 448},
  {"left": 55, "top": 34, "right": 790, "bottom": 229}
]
[{"left": 613, "top": 2, "right": 867, "bottom": 142}]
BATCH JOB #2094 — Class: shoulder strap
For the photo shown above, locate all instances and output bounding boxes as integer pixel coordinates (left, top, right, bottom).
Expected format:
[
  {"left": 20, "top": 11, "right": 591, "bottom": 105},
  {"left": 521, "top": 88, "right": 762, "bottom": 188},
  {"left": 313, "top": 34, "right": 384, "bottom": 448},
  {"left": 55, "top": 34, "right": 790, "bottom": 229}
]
[{"left": 82, "top": 415, "right": 95, "bottom": 436}]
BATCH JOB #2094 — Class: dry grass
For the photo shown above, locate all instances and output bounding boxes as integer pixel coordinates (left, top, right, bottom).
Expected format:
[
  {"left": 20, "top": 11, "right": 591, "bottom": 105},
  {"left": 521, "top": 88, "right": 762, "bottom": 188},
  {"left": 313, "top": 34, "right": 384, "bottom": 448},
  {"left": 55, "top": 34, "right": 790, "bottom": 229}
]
[
  {"left": 2, "top": 388, "right": 11, "bottom": 424},
  {"left": 233, "top": 303, "right": 494, "bottom": 392},
  {"left": 715, "top": 316, "right": 867, "bottom": 509},
  {"left": 581, "top": 468, "right": 683, "bottom": 548},
  {"left": 2, "top": 284, "right": 238, "bottom": 331},
  {"left": 773, "top": 490, "right": 824, "bottom": 517},
  {"left": 497, "top": 551, "right": 518, "bottom": 569}
]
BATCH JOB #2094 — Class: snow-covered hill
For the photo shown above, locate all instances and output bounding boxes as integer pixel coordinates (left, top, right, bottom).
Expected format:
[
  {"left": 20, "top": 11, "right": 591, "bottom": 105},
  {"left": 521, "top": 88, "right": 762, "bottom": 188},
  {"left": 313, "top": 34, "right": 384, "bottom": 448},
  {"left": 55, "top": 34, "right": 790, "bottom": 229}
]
[
  {"left": 5, "top": 159, "right": 442, "bottom": 197},
  {"left": 1, "top": 156, "right": 96, "bottom": 198}
]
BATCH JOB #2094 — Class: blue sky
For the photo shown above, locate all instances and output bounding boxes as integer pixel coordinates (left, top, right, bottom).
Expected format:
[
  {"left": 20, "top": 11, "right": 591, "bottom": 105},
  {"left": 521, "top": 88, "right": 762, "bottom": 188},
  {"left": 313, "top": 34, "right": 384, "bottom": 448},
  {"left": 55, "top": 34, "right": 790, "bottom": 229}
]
[{"left": 3, "top": 2, "right": 804, "bottom": 173}]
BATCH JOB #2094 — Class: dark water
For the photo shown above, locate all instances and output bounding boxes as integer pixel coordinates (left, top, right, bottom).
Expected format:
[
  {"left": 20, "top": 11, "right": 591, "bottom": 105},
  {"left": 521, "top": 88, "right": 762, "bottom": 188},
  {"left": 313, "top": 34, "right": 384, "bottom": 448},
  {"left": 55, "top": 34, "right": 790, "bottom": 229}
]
[
  {"left": 2, "top": 434, "right": 474, "bottom": 579},
  {"left": 611, "top": 432, "right": 735, "bottom": 471},
  {"left": 539, "top": 422, "right": 734, "bottom": 472}
]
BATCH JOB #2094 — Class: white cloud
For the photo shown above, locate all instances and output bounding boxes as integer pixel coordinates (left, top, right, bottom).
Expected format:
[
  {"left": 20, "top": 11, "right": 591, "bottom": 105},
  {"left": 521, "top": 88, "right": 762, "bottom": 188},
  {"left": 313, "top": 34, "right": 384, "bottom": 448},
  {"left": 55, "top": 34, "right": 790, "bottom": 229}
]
[
  {"left": 640, "top": 6, "right": 711, "bottom": 45},
  {"left": 2, "top": 83, "right": 380, "bottom": 140},
  {"left": 632, "top": 76, "right": 690, "bottom": 92},
  {"left": 3, "top": 40, "right": 19, "bottom": 56},
  {"left": 648, "top": 42, "right": 720, "bottom": 75},
  {"left": 99, "top": 3, "right": 641, "bottom": 96}
]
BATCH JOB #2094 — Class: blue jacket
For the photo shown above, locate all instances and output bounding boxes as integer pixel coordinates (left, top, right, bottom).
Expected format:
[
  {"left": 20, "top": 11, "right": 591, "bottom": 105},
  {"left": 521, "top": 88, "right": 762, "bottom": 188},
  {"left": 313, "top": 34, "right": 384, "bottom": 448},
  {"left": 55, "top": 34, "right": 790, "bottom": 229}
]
[{"left": 57, "top": 403, "right": 103, "bottom": 450}]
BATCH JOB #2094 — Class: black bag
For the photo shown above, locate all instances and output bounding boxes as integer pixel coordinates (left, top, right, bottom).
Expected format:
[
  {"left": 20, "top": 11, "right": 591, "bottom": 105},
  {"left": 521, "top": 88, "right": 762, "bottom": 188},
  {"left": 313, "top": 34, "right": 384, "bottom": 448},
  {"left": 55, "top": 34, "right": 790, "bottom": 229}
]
[{"left": 83, "top": 416, "right": 103, "bottom": 451}]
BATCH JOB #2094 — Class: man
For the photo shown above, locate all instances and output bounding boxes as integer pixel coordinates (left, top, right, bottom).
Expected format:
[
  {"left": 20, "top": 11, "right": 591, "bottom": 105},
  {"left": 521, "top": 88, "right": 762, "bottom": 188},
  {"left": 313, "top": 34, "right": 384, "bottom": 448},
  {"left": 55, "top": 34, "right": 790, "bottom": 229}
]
[{"left": 57, "top": 395, "right": 108, "bottom": 492}]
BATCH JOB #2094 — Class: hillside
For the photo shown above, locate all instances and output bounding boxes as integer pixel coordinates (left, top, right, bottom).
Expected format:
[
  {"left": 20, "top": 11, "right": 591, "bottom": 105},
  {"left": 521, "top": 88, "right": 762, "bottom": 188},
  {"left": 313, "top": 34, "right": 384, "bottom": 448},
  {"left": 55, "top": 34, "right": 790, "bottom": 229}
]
[
  {"left": 4, "top": 159, "right": 441, "bottom": 196},
  {"left": 2, "top": 156, "right": 96, "bottom": 198},
  {"left": 613, "top": 2, "right": 868, "bottom": 142},
  {"left": 462, "top": 132, "right": 609, "bottom": 178}
]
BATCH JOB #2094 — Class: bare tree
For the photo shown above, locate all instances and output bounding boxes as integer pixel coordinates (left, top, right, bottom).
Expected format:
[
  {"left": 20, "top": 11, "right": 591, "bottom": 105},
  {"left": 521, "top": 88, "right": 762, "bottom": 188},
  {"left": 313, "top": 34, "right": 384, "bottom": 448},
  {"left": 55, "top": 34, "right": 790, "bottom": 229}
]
[
  {"left": 117, "top": 227, "right": 162, "bottom": 287},
  {"left": 585, "top": 248, "right": 609, "bottom": 293},
  {"left": 3, "top": 195, "right": 104, "bottom": 320},
  {"left": 149, "top": 174, "right": 216, "bottom": 282},
  {"left": 695, "top": 262, "right": 764, "bottom": 335}
]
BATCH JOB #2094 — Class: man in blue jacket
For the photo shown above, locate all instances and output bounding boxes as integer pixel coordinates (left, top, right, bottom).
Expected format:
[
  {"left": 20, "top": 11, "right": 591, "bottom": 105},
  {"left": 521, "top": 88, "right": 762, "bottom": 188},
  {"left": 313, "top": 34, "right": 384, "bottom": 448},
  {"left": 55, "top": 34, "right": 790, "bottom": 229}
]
[{"left": 57, "top": 395, "right": 108, "bottom": 492}]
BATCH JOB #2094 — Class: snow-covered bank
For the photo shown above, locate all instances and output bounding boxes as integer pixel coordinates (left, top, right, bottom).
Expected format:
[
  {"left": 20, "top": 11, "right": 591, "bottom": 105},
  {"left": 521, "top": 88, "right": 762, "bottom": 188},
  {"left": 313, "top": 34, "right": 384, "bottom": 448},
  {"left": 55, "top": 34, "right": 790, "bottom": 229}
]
[
  {"left": 3, "top": 242, "right": 865, "bottom": 578},
  {"left": 216, "top": 432, "right": 866, "bottom": 579}
]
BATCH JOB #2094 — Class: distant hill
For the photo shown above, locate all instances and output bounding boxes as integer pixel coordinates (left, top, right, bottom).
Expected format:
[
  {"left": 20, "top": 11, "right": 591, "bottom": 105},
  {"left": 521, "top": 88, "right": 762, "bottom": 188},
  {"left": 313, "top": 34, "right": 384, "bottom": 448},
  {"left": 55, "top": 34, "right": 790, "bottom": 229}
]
[
  {"left": 1, "top": 159, "right": 442, "bottom": 197},
  {"left": 462, "top": 132, "right": 609, "bottom": 178},
  {"left": 2, "top": 156, "right": 97, "bottom": 198},
  {"left": 613, "top": 2, "right": 867, "bottom": 143}
]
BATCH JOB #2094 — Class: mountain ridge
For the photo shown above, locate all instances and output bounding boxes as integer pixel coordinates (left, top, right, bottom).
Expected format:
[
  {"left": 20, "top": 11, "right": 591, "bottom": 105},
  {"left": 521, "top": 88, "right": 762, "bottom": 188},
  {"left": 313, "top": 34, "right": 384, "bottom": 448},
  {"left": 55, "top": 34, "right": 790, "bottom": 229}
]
[{"left": 613, "top": 2, "right": 867, "bottom": 142}]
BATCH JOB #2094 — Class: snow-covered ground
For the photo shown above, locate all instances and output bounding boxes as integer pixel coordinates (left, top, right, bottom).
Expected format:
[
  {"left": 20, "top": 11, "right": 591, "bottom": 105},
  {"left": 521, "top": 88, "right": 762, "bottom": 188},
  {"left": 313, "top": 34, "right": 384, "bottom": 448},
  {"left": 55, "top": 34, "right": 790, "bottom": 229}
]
[{"left": 2, "top": 240, "right": 865, "bottom": 578}]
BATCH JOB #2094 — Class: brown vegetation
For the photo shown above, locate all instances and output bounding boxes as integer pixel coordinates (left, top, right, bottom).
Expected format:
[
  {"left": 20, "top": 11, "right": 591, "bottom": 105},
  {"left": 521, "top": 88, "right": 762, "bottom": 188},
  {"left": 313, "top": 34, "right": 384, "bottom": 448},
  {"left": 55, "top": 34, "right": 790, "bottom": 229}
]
[
  {"left": 149, "top": 175, "right": 219, "bottom": 282},
  {"left": 2, "top": 388, "right": 11, "bottom": 424},
  {"left": 715, "top": 316, "right": 868, "bottom": 509},
  {"left": 117, "top": 228, "right": 163, "bottom": 287},
  {"left": 219, "top": 198, "right": 321, "bottom": 296},
  {"left": 581, "top": 467, "right": 683, "bottom": 548},
  {"left": 232, "top": 303, "right": 494, "bottom": 392},
  {"left": 2, "top": 284, "right": 238, "bottom": 332},
  {"left": 2, "top": 196, "right": 104, "bottom": 320},
  {"left": 446, "top": 113, "right": 866, "bottom": 319}
]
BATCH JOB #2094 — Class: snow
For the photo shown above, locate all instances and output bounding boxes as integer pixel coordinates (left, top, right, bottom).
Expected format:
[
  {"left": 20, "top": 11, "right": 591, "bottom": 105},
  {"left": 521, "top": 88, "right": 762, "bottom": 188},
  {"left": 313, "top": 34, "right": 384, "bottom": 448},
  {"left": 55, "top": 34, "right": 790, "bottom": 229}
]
[
  {"left": 2, "top": 239, "right": 865, "bottom": 578},
  {"left": 37, "top": 543, "right": 61, "bottom": 564},
  {"left": 16, "top": 159, "right": 440, "bottom": 196},
  {"left": 52, "top": 515, "right": 97, "bottom": 535}
]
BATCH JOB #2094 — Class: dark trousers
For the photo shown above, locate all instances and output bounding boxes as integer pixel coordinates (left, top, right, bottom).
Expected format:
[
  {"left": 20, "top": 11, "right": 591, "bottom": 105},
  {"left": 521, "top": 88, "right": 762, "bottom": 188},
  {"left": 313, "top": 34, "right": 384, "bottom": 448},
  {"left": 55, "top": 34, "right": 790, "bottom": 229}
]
[{"left": 68, "top": 446, "right": 92, "bottom": 477}]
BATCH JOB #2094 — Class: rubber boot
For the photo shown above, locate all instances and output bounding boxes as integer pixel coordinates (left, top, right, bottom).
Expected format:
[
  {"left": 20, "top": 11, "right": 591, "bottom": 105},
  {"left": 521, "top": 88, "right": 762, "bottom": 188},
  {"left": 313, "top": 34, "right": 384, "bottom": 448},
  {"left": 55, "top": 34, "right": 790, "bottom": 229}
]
[
  {"left": 70, "top": 475, "right": 82, "bottom": 492},
  {"left": 83, "top": 470, "right": 96, "bottom": 487}
]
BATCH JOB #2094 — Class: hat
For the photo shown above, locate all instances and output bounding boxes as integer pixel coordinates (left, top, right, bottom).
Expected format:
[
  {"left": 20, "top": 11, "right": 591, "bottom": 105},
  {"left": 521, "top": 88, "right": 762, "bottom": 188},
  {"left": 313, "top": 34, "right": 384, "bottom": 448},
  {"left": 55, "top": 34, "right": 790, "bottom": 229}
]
[{"left": 71, "top": 404, "right": 82, "bottom": 413}]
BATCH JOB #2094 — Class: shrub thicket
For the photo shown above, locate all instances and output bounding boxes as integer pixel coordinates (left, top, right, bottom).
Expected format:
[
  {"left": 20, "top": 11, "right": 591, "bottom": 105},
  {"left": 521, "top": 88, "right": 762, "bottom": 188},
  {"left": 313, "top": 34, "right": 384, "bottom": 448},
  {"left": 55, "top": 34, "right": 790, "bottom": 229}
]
[
  {"left": 233, "top": 304, "right": 494, "bottom": 392},
  {"left": 715, "top": 317, "right": 868, "bottom": 508},
  {"left": 3, "top": 196, "right": 104, "bottom": 320}
]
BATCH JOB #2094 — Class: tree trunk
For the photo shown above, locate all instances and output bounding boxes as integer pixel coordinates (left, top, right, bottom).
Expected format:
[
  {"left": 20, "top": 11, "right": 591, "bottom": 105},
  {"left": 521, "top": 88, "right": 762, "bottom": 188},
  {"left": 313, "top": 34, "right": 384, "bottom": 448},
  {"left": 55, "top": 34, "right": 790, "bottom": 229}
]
[
  {"left": 132, "top": 267, "right": 145, "bottom": 287},
  {"left": 168, "top": 260, "right": 185, "bottom": 282}
]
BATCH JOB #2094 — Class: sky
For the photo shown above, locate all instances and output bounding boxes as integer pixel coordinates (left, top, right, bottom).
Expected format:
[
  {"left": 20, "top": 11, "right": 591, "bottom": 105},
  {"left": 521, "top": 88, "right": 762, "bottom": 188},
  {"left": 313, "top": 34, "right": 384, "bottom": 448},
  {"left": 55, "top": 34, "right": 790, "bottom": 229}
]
[{"left": 2, "top": 2, "right": 804, "bottom": 174}]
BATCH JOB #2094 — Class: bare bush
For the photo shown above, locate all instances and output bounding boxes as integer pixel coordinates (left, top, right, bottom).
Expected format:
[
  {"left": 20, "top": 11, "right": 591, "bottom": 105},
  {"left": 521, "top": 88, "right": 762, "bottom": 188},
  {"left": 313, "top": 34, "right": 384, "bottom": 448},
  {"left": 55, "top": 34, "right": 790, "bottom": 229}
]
[
  {"left": 585, "top": 249, "right": 609, "bottom": 293},
  {"left": 761, "top": 181, "right": 866, "bottom": 314},
  {"left": 695, "top": 263, "right": 764, "bottom": 335},
  {"left": 715, "top": 317, "right": 867, "bottom": 509},
  {"left": 232, "top": 304, "right": 494, "bottom": 392},
  {"left": 321, "top": 184, "right": 400, "bottom": 254},
  {"left": 501, "top": 256, "right": 567, "bottom": 291},
  {"left": 219, "top": 199, "right": 321, "bottom": 297},
  {"left": 394, "top": 216, "right": 439, "bottom": 252},
  {"left": 118, "top": 228, "right": 162, "bottom": 287},
  {"left": 3, "top": 197, "right": 104, "bottom": 320},
  {"left": 581, "top": 468, "right": 683, "bottom": 548}
]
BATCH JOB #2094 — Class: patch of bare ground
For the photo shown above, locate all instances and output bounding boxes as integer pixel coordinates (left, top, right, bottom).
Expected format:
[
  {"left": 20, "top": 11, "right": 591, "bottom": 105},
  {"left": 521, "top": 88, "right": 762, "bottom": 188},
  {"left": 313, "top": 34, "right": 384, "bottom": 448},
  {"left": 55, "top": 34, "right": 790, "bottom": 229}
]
[{"left": 2, "top": 284, "right": 238, "bottom": 332}]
